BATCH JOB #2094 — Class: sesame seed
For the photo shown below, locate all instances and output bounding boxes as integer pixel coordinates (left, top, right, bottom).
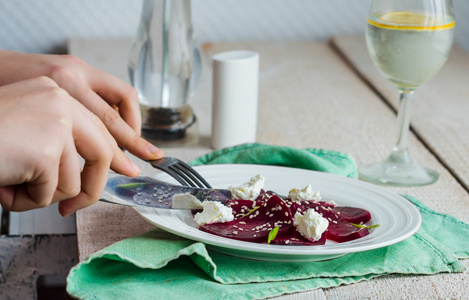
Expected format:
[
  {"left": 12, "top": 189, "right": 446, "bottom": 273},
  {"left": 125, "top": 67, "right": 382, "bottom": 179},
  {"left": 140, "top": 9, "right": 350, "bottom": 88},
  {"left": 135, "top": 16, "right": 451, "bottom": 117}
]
[{"left": 233, "top": 231, "right": 238, "bottom": 235}]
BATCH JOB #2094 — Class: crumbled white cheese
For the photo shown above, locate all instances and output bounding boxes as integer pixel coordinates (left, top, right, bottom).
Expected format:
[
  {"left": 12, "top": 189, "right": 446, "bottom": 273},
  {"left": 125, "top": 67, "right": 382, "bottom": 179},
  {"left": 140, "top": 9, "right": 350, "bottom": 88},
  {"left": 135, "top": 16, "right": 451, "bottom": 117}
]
[
  {"left": 228, "top": 174, "right": 265, "bottom": 200},
  {"left": 194, "top": 201, "right": 234, "bottom": 225},
  {"left": 288, "top": 185, "right": 321, "bottom": 202},
  {"left": 293, "top": 209, "right": 329, "bottom": 241},
  {"left": 172, "top": 193, "right": 203, "bottom": 209}
]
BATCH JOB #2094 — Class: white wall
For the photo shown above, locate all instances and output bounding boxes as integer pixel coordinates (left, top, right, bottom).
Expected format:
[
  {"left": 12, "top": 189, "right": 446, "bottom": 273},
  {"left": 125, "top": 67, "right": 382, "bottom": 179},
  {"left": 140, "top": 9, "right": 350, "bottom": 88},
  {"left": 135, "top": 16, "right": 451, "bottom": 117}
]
[{"left": 1, "top": 0, "right": 468, "bottom": 54}]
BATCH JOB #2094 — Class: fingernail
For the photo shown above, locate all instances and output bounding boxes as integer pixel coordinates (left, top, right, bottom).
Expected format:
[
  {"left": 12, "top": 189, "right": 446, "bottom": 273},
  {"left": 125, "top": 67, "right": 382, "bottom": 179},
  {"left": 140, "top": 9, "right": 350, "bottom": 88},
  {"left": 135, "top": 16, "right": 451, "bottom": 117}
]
[
  {"left": 60, "top": 209, "right": 74, "bottom": 218},
  {"left": 148, "top": 144, "right": 164, "bottom": 158},
  {"left": 61, "top": 211, "right": 71, "bottom": 218},
  {"left": 130, "top": 160, "right": 141, "bottom": 174}
]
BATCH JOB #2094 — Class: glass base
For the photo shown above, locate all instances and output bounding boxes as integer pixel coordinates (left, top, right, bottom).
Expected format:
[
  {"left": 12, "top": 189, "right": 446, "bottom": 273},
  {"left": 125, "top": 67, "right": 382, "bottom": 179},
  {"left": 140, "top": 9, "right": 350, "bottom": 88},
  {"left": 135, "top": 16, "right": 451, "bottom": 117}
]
[
  {"left": 140, "top": 105, "right": 199, "bottom": 147},
  {"left": 142, "top": 119, "right": 199, "bottom": 148},
  {"left": 358, "top": 159, "right": 439, "bottom": 187}
]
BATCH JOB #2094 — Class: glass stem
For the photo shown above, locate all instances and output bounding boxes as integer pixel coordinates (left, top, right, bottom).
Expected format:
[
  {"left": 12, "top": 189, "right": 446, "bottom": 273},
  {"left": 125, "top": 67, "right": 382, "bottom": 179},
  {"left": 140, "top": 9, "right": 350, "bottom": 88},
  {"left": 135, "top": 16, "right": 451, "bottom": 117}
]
[{"left": 389, "top": 90, "right": 414, "bottom": 164}]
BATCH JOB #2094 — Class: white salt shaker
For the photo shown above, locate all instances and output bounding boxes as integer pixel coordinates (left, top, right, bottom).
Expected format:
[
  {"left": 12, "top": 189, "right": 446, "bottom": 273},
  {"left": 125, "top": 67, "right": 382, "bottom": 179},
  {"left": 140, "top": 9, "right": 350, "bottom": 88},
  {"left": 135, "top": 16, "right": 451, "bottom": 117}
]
[{"left": 211, "top": 50, "right": 259, "bottom": 149}]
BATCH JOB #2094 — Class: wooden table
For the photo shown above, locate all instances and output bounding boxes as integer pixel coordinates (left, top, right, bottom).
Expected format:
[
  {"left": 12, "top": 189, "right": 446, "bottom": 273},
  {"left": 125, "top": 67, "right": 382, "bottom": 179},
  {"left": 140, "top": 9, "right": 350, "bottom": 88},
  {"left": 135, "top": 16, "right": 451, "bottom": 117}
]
[{"left": 69, "top": 36, "right": 469, "bottom": 299}]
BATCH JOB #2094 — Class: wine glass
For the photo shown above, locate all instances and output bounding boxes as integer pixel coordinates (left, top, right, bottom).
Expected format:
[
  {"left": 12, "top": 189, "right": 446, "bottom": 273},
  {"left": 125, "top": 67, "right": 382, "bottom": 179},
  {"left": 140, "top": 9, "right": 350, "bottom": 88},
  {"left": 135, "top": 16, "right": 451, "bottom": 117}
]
[{"left": 358, "top": 0, "right": 455, "bottom": 186}]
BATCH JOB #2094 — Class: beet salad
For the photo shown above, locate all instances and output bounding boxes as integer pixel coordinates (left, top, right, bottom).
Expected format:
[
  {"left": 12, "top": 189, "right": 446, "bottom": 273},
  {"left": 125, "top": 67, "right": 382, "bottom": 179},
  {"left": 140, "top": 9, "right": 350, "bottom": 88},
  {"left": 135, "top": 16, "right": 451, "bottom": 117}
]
[{"left": 190, "top": 174, "right": 378, "bottom": 246}]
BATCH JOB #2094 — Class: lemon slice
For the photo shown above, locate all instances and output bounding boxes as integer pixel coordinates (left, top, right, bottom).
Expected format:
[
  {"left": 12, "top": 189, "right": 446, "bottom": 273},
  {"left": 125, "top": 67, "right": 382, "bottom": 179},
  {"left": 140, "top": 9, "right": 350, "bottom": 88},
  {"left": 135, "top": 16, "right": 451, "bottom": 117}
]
[
  {"left": 369, "top": 11, "right": 454, "bottom": 31},
  {"left": 379, "top": 11, "right": 435, "bottom": 25}
]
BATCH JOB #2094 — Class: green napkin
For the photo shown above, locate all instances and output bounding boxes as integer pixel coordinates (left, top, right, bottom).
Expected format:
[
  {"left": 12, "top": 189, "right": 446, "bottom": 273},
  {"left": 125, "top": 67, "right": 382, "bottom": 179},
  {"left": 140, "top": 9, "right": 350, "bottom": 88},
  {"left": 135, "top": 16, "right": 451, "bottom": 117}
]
[
  {"left": 67, "top": 144, "right": 468, "bottom": 300},
  {"left": 190, "top": 143, "right": 358, "bottom": 178}
]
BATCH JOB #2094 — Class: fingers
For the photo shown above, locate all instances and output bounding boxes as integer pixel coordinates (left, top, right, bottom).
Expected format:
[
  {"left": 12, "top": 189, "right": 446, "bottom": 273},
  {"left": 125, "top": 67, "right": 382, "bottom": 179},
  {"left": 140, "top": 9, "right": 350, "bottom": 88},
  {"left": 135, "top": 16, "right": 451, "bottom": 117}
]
[
  {"left": 58, "top": 160, "right": 109, "bottom": 217},
  {"left": 3, "top": 156, "right": 60, "bottom": 212},
  {"left": 52, "top": 133, "right": 81, "bottom": 203},
  {"left": 81, "top": 88, "right": 164, "bottom": 160},
  {"left": 90, "top": 69, "right": 142, "bottom": 134},
  {"left": 44, "top": 55, "right": 164, "bottom": 161},
  {"left": 58, "top": 100, "right": 142, "bottom": 217},
  {"left": 0, "top": 83, "right": 82, "bottom": 211},
  {"left": 0, "top": 80, "right": 142, "bottom": 215},
  {"left": 47, "top": 56, "right": 141, "bottom": 133}
]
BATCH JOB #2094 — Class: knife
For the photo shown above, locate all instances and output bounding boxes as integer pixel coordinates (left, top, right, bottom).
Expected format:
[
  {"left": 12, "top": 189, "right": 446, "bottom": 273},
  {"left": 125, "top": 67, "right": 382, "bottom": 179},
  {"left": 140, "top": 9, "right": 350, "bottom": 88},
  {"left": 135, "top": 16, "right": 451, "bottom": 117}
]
[{"left": 99, "top": 173, "right": 232, "bottom": 209}]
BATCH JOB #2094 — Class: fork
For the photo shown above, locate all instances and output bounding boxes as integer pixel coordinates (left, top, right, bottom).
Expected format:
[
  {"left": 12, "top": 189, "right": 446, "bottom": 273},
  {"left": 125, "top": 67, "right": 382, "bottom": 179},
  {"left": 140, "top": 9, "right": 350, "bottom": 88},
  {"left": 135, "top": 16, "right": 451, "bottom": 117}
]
[{"left": 149, "top": 157, "right": 212, "bottom": 188}]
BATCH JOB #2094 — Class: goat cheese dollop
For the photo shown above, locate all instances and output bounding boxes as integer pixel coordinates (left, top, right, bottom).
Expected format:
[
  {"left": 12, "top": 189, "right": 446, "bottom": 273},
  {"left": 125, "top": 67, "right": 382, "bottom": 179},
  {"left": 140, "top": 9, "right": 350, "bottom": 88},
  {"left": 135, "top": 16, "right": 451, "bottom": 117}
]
[
  {"left": 228, "top": 174, "right": 265, "bottom": 200},
  {"left": 288, "top": 185, "right": 321, "bottom": 202},
  {"left": 172, "top": 193, "right": 203, "bottom": 209},
  {"left": 194, "top": 201, "right": 234, "bottom": 225},
  {"left": 293, "top": 209, "right": 329, "bottom": 241}
]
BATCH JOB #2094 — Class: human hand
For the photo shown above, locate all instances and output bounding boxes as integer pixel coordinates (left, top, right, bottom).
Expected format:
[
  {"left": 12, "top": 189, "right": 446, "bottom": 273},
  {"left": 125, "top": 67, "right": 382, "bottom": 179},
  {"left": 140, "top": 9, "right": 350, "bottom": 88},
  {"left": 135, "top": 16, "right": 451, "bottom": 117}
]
[
  {"left": 0, "top": 77, "right": 141, "bottom": 216},
  {"left": 0, "top": 50, "right": 163, "bottom": 160}
]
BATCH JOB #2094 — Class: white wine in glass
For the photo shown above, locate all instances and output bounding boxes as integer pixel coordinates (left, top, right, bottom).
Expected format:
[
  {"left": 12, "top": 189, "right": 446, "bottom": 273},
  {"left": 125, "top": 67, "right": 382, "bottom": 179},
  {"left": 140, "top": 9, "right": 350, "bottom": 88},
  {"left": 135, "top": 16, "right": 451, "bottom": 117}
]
[{"left": 358, "top": 0, "right": 455, "bottom": 186}]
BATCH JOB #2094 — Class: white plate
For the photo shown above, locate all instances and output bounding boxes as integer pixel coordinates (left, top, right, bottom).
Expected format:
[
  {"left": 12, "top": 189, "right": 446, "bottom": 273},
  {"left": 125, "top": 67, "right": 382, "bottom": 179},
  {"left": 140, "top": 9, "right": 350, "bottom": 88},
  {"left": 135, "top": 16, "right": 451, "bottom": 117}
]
[{"left": 135, "top": 164, "right": 421, "bottom": 262}]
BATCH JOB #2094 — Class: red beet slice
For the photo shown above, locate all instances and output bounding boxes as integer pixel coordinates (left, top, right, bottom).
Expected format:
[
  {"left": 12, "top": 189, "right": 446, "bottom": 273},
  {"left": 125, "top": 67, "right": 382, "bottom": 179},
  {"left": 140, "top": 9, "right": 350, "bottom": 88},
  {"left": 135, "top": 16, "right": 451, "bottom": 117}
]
[
  {"left": 270, "top": 228, "right": 327, "bottom": 245},
  {"left": 326, "top": 221, "right": 369, "bottom": 243},
  {"left": 199, "top": 194, "right": 294, "bottom": 243},
  {"left": 225, "top": 199, "right": 259, "bottom": 218},
  {"left": 288, "top": 200, "right": 335, "bottom": 215},
  {"left": 331, "top": 206, "right": 371, "bottom": 224},
  {"left": 288, "top": 200, "right": 369, "bottom": 243}
]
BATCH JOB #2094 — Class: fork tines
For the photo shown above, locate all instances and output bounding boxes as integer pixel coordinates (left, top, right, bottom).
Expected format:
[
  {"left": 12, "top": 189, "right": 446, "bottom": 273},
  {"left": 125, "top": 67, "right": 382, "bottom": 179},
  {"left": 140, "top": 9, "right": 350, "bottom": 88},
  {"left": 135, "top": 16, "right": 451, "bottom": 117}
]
[{"left": 149, "top": 157, "right": 212, "bottom": 189}]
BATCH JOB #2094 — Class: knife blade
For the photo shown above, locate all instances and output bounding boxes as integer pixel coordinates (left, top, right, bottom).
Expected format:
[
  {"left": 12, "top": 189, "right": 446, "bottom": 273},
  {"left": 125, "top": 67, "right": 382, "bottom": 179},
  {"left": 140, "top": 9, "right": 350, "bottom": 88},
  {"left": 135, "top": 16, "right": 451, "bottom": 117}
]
[{"left": 99, "top": 173, "right": 232, "bottom": 209}]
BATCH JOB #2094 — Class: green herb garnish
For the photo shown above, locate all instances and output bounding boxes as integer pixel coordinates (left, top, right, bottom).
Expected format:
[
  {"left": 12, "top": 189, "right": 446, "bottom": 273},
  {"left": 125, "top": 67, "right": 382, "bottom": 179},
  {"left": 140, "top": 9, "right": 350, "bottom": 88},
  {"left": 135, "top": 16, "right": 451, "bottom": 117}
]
[
  {"left": 194, "top": 191, "right": 204, "bottom": 200},
  {"left": 240, "top": 206, "right": 260, "bottom": 218},
  {"left": 116, "top": 182, "right": 150, "bottom": 189},
  {"left": 351, "top": 223, "right": 380, "bottom": 230},
  {"left": 267, "top": 226, "right": 280, "bottom": 244}
]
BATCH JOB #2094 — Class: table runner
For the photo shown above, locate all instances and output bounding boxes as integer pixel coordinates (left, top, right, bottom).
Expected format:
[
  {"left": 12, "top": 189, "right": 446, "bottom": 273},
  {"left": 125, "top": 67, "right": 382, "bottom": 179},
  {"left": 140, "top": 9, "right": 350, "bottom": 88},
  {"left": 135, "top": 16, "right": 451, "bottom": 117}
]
[{"left": 67, "top": 144, "right": 468, "bottom": 299}]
